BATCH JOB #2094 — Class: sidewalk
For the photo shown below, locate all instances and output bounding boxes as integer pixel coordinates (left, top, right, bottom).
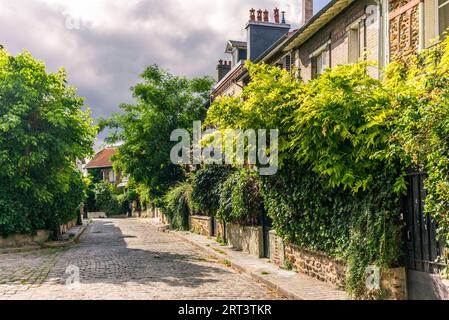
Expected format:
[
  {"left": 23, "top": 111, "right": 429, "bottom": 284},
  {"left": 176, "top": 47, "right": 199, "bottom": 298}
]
[
  {"left": 147, "top": 219, "right": 348, "bottom": 300},
  {"left": 0, "top": 220, "right": 91, "bottom": 255}
]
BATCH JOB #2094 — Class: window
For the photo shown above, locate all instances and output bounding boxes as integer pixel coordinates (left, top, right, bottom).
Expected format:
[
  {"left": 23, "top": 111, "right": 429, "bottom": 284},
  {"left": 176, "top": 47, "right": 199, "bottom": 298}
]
[
  {"left": 348, "top": 22, "right": 361, "bottom": 63},
  {"left": 439, "top": 0, "right": 449, "bottom": 36},
  {"left": 311, "top": 50, "right": 329, "bottom": 79},
  {"left": 108, "top": 170, "right": 115, "bottom": 183}
]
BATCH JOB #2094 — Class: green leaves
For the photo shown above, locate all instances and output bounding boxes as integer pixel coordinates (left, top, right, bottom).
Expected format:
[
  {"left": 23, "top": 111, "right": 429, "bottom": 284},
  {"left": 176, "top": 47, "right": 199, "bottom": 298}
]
[
  {"left": 103, "top": 65, "right": 214, "bottom": 201},
  {"left": 385, "top": 37, "right": 449, "bottom": 249},
  {"left": 162, "top": 182, "right": 192, "bottom": 230},
  {"left": 190, "top": 165, "right": 233, "bottom": 216},
  {"left": 0, "top": 49, "right": 96, "bottom": 237},
  {"left": 218, "top": 169, "right": 262, "bottom": 225}
]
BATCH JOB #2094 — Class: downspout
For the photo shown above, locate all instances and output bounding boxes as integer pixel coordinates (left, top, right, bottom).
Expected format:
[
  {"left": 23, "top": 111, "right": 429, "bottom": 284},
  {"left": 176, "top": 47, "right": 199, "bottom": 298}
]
[
  {"left": 419, "top": 0, "right": 425, "bottom": 50},
  {"left": 375, "top": 0, "right": 383, "bottom": 79}
]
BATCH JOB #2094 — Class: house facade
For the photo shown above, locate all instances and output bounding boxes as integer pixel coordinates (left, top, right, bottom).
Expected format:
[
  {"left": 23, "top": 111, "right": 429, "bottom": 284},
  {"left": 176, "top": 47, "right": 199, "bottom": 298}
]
[
  {"left": 84, "top": 147, "right": 123, "bottom": 186},
  {"left": 212, "top": 0, "right": 447, "bottom": 96},
  {"left": 210, "top": 0, "right": 448, "bottom": 300}
]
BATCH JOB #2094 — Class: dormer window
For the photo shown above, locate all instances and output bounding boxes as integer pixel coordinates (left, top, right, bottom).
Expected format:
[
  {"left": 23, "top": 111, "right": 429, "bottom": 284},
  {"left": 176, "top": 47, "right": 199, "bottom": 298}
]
[{"left": 226, "top": 41, "right": 248, "bottom": 67}]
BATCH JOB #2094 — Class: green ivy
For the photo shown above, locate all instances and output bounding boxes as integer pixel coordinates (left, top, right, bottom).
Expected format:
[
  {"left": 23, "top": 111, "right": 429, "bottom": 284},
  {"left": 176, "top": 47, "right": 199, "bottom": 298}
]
[
  {"left": 162, "top": 182, "right": 192, "bottom": 230},
  {"left": 218, "top": 169, "right": 262, "bottom": 225},
  {"left": 190, "top": 165, "right": 233, "bottom": 216}
]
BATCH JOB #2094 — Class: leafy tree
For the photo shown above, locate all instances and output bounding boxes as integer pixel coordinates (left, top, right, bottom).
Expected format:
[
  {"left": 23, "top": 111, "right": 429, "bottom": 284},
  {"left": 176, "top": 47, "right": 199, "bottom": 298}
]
[
  {"left": 0, "top": 49, "right": 96, "bottom": 237},
  {"left": 102, "top": 65, "right": 213, "bottom": 201}
]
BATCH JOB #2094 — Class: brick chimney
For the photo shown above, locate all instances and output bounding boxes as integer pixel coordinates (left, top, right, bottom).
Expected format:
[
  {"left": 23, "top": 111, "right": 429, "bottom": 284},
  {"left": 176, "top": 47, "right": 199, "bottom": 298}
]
[
  {"left": 274, "top": 8, "right": 280, "bottom": 24},
  {"left": 263, "top": 10, "right": 269, "bottom": 22},
  {"left": 300, "top": 0, "right": 314, "bottom": 25},
  {"left": 246, "top": 9, "right": 291, "bottom": 61},
  {"left": 249, "top": 8, "right": 256, "bottom": 21},
  {"left": 217, "top": 60, "right": 231, "bottom": 82},
  {"left": 257, "top": 9, "right": 263, "bottom": 22}
]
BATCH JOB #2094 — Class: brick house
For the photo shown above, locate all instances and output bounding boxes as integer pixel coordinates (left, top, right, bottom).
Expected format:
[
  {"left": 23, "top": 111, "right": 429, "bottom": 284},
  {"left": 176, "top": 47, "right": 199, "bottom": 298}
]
[
  {"left": 84, "top": 147, "right": 125, "bottom": 186},
  {"left": 210, "top": 0, "right": 449, "bottom": 300},
  {"left": 211, "top": 8, "right": 292, "bottom": 100},
  {"left": 213, "top": 0, "right": 448, "bottom": 93}
]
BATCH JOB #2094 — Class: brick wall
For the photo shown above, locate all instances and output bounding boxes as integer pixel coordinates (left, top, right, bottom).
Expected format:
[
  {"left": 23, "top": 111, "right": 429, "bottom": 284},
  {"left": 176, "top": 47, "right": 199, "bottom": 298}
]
[
  {"left": 216, "top": 221, "right": 226, "bottom": 242},
  {"left": 190, "top": 216, "right": 212, "bottom": 237}
]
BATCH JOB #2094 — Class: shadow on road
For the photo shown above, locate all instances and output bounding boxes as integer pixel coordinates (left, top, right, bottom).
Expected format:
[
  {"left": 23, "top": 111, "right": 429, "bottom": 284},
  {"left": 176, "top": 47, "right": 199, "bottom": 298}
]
[{"left": 49, "top": 219, "right": 231, "bottom": 289}]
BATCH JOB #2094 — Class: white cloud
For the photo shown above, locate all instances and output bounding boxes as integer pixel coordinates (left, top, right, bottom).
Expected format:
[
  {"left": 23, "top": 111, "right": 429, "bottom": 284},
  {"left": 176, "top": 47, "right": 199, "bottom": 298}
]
[{"left": 0, "top": 0, "right": 328, "bottom": 128}]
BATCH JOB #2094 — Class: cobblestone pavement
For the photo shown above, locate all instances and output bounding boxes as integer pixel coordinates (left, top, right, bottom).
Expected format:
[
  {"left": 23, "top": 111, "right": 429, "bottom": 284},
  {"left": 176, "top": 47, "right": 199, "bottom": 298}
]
[{"left": 0, "top": 219, "right": 282, "bottom": 300}]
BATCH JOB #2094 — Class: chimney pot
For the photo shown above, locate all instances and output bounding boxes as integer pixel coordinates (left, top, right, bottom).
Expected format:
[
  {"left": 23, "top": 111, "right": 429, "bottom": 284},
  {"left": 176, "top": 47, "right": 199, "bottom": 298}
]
[
  {"left": 263, "top": 10, "right": 269, "bottom": 22},
  {"left": 274, "top": 8, "right": 280, "bottom": 23},
  {"left": 281, "top": 11, "right": 286, "bottom": 24},
  {"left": 257, "top": 9, "right": 263, "bottom": 22},
  {"left": 249, "top": 8, "right": 256, "bottom": 21}
]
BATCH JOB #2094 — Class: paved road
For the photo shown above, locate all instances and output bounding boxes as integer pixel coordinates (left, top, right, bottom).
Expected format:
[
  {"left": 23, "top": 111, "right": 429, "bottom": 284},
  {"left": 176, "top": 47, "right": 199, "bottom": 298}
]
[{"left": 0, "top": 219, "right": 281, "bottom": 300}]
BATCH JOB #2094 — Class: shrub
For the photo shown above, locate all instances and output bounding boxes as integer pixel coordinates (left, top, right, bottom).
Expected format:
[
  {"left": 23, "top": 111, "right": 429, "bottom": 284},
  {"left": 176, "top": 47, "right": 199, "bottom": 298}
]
[
  {"left": 218, "top": 170, "right": 262, "bottom": 225},
  {"left": 163, "top": 183, "right": 192, "bottom": 230},
  {"left": 190, "top": 165, "right": 234, "bottom": 216},
  {"left": 0, "top": 49, "right": 96, "bottom": 237},
  {"left": 94, "top": 182, "right": 126, "bottom": 216}
]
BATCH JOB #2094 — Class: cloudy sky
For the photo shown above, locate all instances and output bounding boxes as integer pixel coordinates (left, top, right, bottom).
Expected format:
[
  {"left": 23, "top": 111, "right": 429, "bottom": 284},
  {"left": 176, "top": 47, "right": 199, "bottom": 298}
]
[{"left": 0, "top": 0, "right": 329, "bottom": 147}]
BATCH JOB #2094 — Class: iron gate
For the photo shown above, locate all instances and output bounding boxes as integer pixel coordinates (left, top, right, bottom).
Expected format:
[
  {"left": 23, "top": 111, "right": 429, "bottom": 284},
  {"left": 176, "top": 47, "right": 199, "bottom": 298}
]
[{"left": 404, "top": 172, "right": 448, "bottom": 299}]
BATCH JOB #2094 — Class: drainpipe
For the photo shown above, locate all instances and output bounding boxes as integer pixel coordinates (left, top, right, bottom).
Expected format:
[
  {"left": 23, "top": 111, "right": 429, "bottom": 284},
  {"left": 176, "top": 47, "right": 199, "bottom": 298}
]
[
  {"left": 375, "top": 0, "right": 383, "bottom": 79},
  {"left": 419, "top": 0, "right": 425, "bottom": 50}
]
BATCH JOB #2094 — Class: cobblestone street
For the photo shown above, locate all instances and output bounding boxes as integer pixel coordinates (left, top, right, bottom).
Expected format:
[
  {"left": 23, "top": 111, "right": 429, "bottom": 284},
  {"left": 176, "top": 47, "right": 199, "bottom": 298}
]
[{"left": 0, "top": 219, "right": 282, "bottom": 300}]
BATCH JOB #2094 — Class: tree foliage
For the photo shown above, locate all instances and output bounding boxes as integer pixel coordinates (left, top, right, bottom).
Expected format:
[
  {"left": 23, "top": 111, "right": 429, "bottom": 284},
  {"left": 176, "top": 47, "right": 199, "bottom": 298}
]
[
  {"left": 385, "top": 37, "right": 449, "bottom": 252},
  {"left": 0, "top": 49, "right": 96, "bottom": 237},
  {"left": 102, "top": 65, "right": 213, "bottom": 201}
]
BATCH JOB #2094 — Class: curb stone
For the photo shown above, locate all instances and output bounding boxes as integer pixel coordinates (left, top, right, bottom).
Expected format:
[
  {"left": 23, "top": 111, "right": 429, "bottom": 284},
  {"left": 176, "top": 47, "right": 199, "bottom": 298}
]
[{"left": 167, "top": 229, "right": 301, "bottom": 300}]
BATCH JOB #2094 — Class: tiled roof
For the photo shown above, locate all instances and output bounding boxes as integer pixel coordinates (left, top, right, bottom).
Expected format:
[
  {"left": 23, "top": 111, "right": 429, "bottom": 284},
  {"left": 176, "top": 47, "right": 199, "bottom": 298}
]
[{"left": 85, "top": 148, "right": 117, "bottom": 169}]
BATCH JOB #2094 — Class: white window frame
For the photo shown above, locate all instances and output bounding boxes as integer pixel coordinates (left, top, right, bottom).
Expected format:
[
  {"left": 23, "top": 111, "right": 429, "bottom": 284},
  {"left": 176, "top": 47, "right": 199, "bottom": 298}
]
[
  {"left": 310, "top": 40, "right": 331, "bottom": 76},
  {"left": 109, "top": 170, "right": 115, "bottom": 183},
  {"left": 437, "top": 0, "right": 449, "bottom": 36},
  {"left": 348, "top": 23, "right": 361, "bottom": 64}
]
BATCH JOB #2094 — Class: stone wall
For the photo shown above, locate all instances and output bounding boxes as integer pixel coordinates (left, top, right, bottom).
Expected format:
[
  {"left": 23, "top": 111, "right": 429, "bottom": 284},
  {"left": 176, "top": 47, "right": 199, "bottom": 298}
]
[
  {"left": 227, "top": 224, "right": 264, "bottom": 258},
  {"left": 0, "top": 230, "right": 51, "bottom": 248},
  {"left": 268, "top": 230, "right": 285, "bottom": 267},
  {"left": 389, "top": 0, "right": 420, "bottom": 63},
  {"left": 283, "top": 242, "right": 407, "bottom": 299},
  {"left": 60, "top": 218, "right": 77, "bottom": 234},
  {"left": 88, "top": 212, "right": 108, "bottom": 219},
  {"left": 284, "top": 243, "right": 347, "bottom": 289},
  {"left": 381, "top": 268, "right": 408, "bottom": 300},
  {"left": 216, "top": 221, "right": 226, "bottom": 242},
  {"left": 190, "top": 216, "right": 212, "bottom": 237}
]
